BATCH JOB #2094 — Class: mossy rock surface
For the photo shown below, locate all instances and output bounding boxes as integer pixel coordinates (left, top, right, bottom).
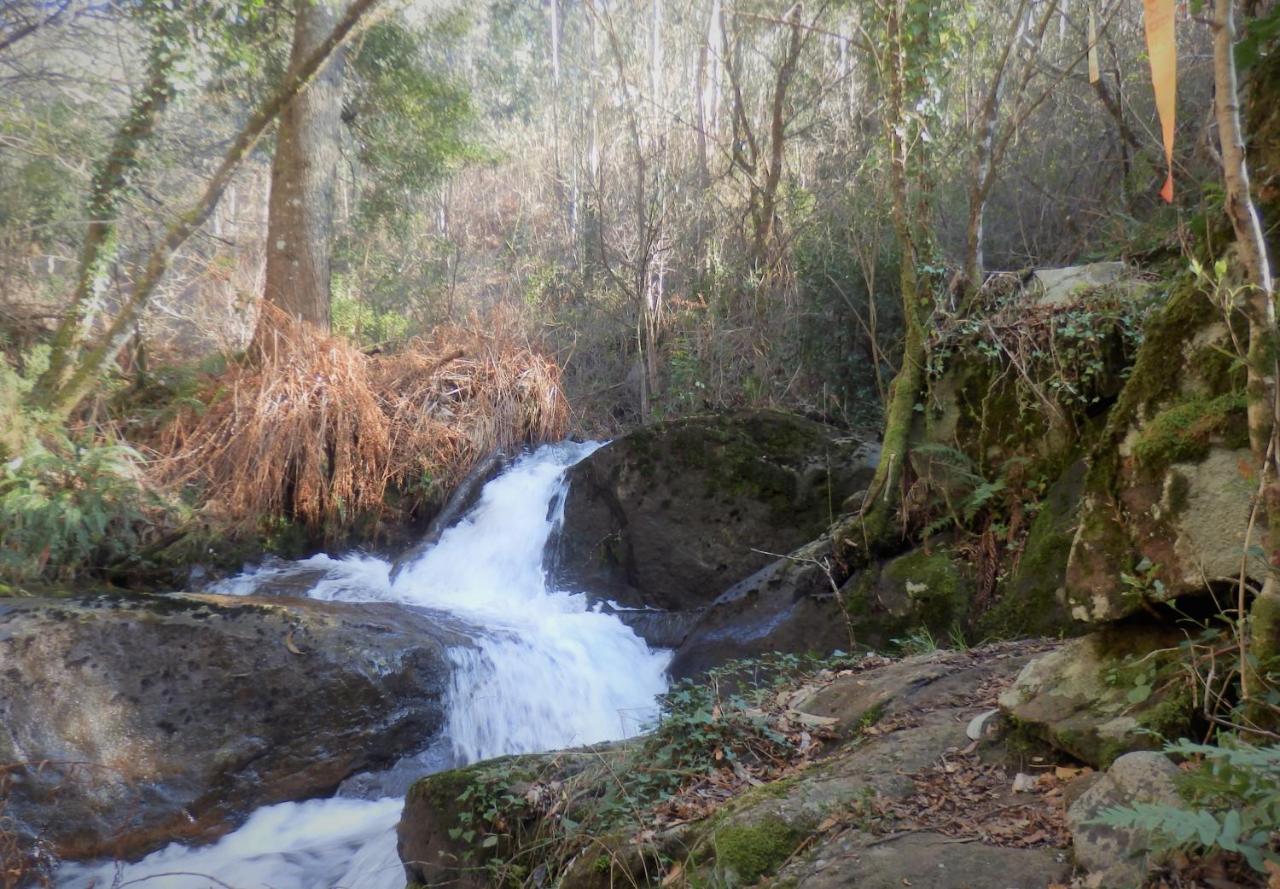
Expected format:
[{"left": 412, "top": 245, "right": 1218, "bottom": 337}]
[
  {"left": 977, "top": 461, "right": 1088, "bottom": 640},
  {"left": 554, "top": 410, "right": 878, "bottom": 611},
  {"left": 841, "top": 545, "right": 972, "bottom": 649},
  {"left": 1066, "top": 276, "right": 1259, "bottom": 622},
  {"left": 998, "top": 626, "right": 1193, "bottom": 768}
]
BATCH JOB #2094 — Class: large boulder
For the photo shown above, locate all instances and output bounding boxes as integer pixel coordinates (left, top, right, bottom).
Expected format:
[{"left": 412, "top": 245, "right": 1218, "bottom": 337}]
[
  {"left": 998, "top": 627, "right": 1193, "bottom": 768},
  {"left": 553, "top": 411, "right": 878, "bottom": 611},
  {"left": 0, "top": 592, "right": 463, "bottom": 864},
  {"left": 1066, "top": 282, "right": 1260, "bottom": 622}
]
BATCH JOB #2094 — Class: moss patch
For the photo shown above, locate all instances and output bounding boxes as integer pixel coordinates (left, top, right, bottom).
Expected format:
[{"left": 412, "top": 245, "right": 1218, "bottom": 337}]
[
  {"left": 978, "top": 462, "right": 1087, "bottom": 640},
  {"left": 712, "top": 818, "right": 806, "bottom": 884},
  {"left": 844, "top": 547, "right": 973, "bottom": 649},
  {"left": 1131, "top": 392, "right": 1249, "bottom": 472}
]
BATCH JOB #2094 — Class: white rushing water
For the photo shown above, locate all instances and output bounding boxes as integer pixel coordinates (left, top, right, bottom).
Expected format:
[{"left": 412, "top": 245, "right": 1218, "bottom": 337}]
[{"left": 62, "top": 441, "right": 670, "bottom": 889}]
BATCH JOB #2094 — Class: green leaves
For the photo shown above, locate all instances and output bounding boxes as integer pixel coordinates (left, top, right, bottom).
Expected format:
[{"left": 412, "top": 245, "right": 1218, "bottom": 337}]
[{"left": 1091, "top": 739, "right": 1280, "bottom": 875}]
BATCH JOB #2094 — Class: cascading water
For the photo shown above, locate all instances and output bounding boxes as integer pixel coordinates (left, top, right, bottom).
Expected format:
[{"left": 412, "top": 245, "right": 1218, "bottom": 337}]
[{"left": 60, "top": 441, "right": 670, "bottom": 889}]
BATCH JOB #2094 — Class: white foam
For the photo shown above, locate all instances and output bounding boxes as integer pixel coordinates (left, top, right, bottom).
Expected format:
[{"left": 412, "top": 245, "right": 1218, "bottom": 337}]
[{"left": 60, "top": 442, "right": 669, "bottom": 889}]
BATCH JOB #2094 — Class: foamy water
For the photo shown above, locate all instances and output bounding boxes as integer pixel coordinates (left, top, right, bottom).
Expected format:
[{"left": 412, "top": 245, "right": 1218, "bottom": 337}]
[{"left": 61, "top": 441, "right": 670, "bottom": 889}]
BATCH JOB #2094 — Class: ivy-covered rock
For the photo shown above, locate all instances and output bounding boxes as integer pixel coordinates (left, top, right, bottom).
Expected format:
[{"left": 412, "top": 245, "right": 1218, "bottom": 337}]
[
  {"left": 553, "top": 410, "right": 878, "bottom": 611},
  {"left": 998, "top": 627, "right": 1193, "bottom": 768}
]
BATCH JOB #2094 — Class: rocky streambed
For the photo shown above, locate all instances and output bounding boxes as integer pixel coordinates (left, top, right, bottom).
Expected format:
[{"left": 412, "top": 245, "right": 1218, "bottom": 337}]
[{"left": 1, "top": 402, "right": 1266, "bottom": 888}]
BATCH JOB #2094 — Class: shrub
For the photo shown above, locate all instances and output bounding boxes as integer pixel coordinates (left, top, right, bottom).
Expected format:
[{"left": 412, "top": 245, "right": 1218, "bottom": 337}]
[
  {"left": 0, "top": 434, "right": 172, "bottom": 584},
  {"left": 1094, "top": 738, "right": 1280, "bottom": 874}
]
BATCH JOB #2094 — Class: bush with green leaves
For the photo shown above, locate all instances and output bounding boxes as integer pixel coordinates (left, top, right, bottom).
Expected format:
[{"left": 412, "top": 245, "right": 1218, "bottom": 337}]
[
  {"left": 0, "top": 433, "right": 177, "bottom": 585},
  {"left": 1094, "top": 738, "right": 1280, "bottom": 874}
]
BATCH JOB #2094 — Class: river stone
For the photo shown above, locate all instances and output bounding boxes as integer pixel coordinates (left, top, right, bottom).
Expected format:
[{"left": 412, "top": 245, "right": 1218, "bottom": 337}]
[
  {"left": 0, "top": 592, "right": 464, "bottom": 863},
  {"left": 552, "top": 410, "right": 878, "bottom": 611},
  {"left": 1067, "top": 751, "right": 1181, "bottom": 888},
  {"left": 998, "top": 627, "right": 1192, "bottom": 768}
]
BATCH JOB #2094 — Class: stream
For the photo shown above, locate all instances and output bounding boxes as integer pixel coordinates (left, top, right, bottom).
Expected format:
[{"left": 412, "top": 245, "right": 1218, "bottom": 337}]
[{"left": 60, "top": 441, "right": 672, "bottom": 889}]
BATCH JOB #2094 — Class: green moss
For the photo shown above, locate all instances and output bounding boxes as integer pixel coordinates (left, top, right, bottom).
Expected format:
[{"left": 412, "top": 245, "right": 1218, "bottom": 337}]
[
  {"left": 978, "top": 463, "right": 1087, "bottom": 640},
  {"left": 713, "top": 818, "right": 805, "bottom": 884},
  {"left": 1131, "top": 392, "right": 1249, "bottom": 471},
  {"left": 843, "top": 548, "right": 973, "bottom": 648},
  {"left": 882, "top": 549, "right": 971, "bottom": 632}
]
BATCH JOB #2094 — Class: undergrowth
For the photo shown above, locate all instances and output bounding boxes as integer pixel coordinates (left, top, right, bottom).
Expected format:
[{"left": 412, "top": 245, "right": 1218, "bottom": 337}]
[{"left": 1095, "top": 738, "right": 1280, "bottom": 876}]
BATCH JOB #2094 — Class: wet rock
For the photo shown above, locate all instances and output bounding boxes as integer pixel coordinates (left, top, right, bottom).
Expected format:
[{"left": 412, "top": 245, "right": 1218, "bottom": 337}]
[
  {"left": 998, "top": 627, "right": 1192, "bottom": 768},
  {"left": 666, "top": 535, "right": 850, "bottom": 680},
  {"left": 0, "top": 592, "right": 464, "bottom": 863},
  {"left": 1067, "top": 751, "right": 1181, "bottom": 888},
  {"left": 553, "top": 410, "right": 878, "bottom": 612}
]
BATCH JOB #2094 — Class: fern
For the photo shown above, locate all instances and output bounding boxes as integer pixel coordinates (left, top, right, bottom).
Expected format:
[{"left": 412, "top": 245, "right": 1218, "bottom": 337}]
[{"left": 1092, "top": 739, "right": 1280, "bottom": 873}]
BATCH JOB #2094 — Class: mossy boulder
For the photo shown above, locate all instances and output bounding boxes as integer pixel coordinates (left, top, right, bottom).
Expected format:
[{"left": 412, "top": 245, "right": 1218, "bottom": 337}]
[
  {"left": 840, "top": 545, "right": 973, "bottom": 650},
  {"left": 554, "top": 410, "right": 878, "bottom": 611},
  {"left": 922, "top": 274, "right": 1147, "bottom": 485},
  {"left": 1065, "top": 275, "right": 1260, "bottom": 622},
  {"left": 998, "top": 627, "right": 1193, "bottom": 768}
]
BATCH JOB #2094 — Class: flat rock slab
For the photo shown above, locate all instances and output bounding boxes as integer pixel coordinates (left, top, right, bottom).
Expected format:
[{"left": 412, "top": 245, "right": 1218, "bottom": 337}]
[
  {"left": 0, "top": 592, "right": 467, "bottom": 863},
  {"left": 779, "top": 829, "right": 1070, "bottom": 889}
]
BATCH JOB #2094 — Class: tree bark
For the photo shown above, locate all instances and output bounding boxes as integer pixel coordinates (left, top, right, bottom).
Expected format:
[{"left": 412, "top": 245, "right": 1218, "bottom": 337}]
[
  {"left": 254, "top": 0, "right": 350, "bottom": 351},
  {"left": 35, "top": 0, "right": 383, "bottom": 420},
  {"left": 858, "top": 0, "right": 930, "bottom": 548},
  {"left": 1212, "top": 0, "right": 1280, "bottom": 712}
]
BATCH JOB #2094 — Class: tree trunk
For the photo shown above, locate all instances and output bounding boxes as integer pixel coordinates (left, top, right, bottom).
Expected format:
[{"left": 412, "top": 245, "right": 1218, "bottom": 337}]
[
  {"left": 857, "top": 0, "right": 930, "bottom": 549},
  {"left": 33, "top": 18, "right": 179, "bottom": 404},
  {"left": 254, "top": 0, "right": 349, "bottom": 350},
  {"left": 35, "top": 0, "right": 382, "bottom": 421},
  {"left": 1213, "top": 0, "right": 1280, "bottom": 714}
]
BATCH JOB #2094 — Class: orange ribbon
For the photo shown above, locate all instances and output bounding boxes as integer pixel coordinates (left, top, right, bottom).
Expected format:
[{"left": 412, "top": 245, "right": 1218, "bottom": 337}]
[{"left": 1144, "top": 0, "right": 1177, "bottom": 202}]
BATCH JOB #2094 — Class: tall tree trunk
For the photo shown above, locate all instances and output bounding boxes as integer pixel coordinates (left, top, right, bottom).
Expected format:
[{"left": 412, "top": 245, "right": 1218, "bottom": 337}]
[
  {"left": 858, "top": 0, "right": 930, "bottom": 549},
  {"left": 254, "top": 0, "right": 349, "bottom": 350},
  {"left": 1213, "top": 0, "right": 1280, "bottom": 710},
  {"left": 752, "top": 4, "right": 803, "bottom": 269},
  {"left": 34, "top": 0, "right": 382, "bottom": 421}
]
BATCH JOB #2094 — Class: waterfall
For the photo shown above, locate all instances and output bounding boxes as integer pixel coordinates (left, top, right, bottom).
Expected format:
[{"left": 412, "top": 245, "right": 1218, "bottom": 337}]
[{"left": 60, "top": 441, "right": 670, "bottom": 889}]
